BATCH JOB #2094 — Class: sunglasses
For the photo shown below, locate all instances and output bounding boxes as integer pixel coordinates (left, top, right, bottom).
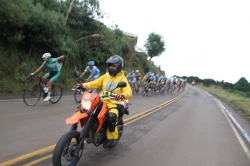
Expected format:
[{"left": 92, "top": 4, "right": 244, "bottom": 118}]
[{"left": 109, "top": 63, "right": 119, "bottom": 67}]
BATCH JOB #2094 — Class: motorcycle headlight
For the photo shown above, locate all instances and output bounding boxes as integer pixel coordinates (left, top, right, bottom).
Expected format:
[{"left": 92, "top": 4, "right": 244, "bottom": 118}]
[{"left": 81, "top": 99, "right": 92, "bottom": 110}]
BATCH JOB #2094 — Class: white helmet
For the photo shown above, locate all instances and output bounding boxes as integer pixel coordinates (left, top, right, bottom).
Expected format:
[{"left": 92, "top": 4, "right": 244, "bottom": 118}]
[
  {"left": 136, "top": 70, "right": 139, "bottom": 72},
  {"left": 42, "top": 53, "right": 51, "bottom": 59}
]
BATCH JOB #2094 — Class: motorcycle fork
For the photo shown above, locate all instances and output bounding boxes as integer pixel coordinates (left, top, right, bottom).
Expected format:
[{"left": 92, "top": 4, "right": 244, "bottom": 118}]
[
  {"left": 74, "top": 115, "right": 94, "bottom": 157},
  {"left": 70, "top": 123, "right": 78, "bottom": 131}
]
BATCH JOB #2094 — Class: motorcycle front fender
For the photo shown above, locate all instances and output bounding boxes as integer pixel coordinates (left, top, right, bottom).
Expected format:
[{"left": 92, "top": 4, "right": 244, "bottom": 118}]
[{"left": 66, "top": 111, "right": 88, "bottom": 125}]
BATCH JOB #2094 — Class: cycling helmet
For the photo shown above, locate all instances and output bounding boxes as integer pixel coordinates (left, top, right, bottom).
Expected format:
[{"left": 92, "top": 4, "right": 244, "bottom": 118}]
[
  {"left": 88, "top": 61, "right": 94, "bottom": 66},
  {"left": 42, "top": 53, "right": 51, "bottom": 59},
  {"left": 147, "top": 72, "right": 152, "bottom": 75},
  {"left": 130, "top": 70, "right": 134, "bottom": 72},
  {"left": 135, "top": 70, "right": 139, "bottom": 72},
  {"left": 106, "top": 55, "right": 123, "bottom": 76},
  {"left": 155, "top": 74, "right": 159, "bottom": 77}
]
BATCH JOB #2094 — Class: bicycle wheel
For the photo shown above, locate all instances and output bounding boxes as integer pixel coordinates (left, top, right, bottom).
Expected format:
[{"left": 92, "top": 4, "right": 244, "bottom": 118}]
[
  {"left": 23, "top": 84, "right": 42, "bottom": 106},
  {"left": 74, "top": 89, "right": 83, "bottom": 103},
  {"left": 49, "top": 84, "right": 63, "bottom": 104}
]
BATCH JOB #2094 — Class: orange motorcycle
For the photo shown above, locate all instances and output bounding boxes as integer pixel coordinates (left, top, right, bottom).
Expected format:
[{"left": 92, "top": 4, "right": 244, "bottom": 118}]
[{"left": 52, "top": 82, "right": 129, "bottom": 166}]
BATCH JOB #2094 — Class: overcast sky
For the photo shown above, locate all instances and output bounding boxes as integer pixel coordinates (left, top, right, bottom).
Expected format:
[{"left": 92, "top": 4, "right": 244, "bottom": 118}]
[{"left": 98, "top": 0, "right": 250, "bottom": 84}]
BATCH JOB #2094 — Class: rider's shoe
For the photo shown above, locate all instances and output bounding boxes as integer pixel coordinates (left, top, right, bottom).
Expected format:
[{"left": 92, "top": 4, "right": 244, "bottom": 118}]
[
  {"left": 103, "top": 139, "right": 114, "bottom": 148},
  {"left": 43, "top": 95, "right": 51, "bottom": 101},
  {"left": 43, "top": 93, "right": 48, "bottom": 99},
  {"left": 111, "top": 139, "right": 119, "bottom": 147},
  {"left": 125, "top": 109, "right": 129, "bottom": 115}
]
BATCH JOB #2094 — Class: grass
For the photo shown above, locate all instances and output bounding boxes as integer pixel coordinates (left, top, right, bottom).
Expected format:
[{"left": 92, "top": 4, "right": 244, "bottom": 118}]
[{"left": 197, "top": 84, "right": 250, "bottom": 120}]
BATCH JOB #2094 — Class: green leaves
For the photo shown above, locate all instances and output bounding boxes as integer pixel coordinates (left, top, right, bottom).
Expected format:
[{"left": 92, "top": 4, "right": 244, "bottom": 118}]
[
  {"left": 234, "top": 77, "right": 249, "bottom": 92},
  {"left": 144, "top": 32, "right": 166, "bottom": 61}
]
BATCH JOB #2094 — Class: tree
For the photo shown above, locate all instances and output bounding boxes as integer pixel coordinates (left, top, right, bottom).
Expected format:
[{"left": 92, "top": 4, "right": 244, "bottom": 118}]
[
  {"left": 144, "top": 32, "right": 165, "bottom": 61},
  {"left": 234, "top": 77, "right": 249, "bottom": 92},
  {"left": 203, "top": 78, "right": 216, "bottom": 87}
]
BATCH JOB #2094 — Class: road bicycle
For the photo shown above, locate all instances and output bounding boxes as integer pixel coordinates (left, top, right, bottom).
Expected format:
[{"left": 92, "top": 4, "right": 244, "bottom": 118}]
[
  {"left": 142, "top": 82, "right": 149, "bottom": 96},
  {"left": 131, "top": 82, "right": 139, "bottom": 94},
  {"left": 169, "top": 83, "right": 177, "bottom": 94},
  {"left": 23, "top": 75, "right": 63, "bottom": 106}
]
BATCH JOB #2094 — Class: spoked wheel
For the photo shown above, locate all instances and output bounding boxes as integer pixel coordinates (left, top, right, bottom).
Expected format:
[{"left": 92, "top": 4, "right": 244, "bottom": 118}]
[
  {"left": 142, "top": 87, "right": 147, "bottom": 96},
  {"left": 111, "top": 119, "right": 123, "bottom": 147},
  {"left": 23, "top": 84, "right": 42, "bottom": 106},
  {"left": 135, "top": 86, "right": 139, "bottom": 94},
  {"left": 151, "top": 87, "right": 156, "bottom": 95},
  {"left": 74, "top": 90, "right": 83, "bottom": 103},
  {"left": 132, "top": 87, "right": 136, "bottom": 95},
  {"left": 52, "top": 131, "right": 82, "bottom": 166},
  {"left": 50, "top": 84, "right": 63, "bottom": 104}
]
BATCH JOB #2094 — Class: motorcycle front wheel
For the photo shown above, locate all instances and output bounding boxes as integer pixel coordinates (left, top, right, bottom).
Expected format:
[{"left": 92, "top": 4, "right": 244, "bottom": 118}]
[{"left": 52, "top": 131, "right": 83, "bottom": 166}]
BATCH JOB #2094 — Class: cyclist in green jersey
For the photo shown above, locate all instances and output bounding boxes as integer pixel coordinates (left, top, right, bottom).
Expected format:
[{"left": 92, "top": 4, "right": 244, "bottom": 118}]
[{"left": 29, "top": 53, "right": 64, "bottom": 101}]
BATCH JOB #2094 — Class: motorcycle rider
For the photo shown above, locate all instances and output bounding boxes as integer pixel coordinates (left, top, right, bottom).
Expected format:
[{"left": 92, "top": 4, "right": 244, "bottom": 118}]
[{"left": 79, "top": 55, "right": 132, "bottom": 148}]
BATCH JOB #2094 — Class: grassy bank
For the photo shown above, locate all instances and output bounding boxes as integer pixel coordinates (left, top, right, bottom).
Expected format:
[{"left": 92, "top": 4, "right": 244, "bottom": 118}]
[{"left": 196, "top": 84, "right": 250, "bottom": 120}]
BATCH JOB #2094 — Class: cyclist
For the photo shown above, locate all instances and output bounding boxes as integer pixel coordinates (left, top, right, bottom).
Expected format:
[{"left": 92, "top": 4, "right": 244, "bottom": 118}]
[
  {"left": 29, "top": 53, "right": 64, "bottom": 101},
  {"left": 166, "top": 77, "right": 172, "bottom": 92},
  {"left": 157, "top": 75, "right": 165, "bottom": 92},
  {"left": 127, "top": 70, "right": 136, "bottom": 89},
  {"left": 79, "top": 61, "right": 100, "bottom": 93},
  {"left": 177, "top": 79, "right": 183, "bottom": 92},
  {"left": 77, "top": 55, "right": 132, "bottom": 148},
  {"left": 142, "top": 72, "right": 154, "bottom": 92},
  {"left": 154, "top": 74, "right": 160, "bottom": 92},
  {"left": 135, "top": 70, "right": 141, "bottom": 92}
]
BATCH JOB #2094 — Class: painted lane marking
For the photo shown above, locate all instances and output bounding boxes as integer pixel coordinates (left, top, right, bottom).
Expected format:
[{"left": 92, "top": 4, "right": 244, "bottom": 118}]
[{"left": 0, "top": 90, "right": 187, "bottom": 165}]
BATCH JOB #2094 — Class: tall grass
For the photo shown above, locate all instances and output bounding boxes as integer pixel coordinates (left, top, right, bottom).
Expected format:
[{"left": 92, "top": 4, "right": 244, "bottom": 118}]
[{"left": 197, "top": 84, "right": 250, "bottom": 120}]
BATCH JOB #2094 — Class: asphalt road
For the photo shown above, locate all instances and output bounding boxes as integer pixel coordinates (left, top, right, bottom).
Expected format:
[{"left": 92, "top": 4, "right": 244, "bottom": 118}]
[{"left": 0, "top": 85, "right": 250, "bottom": 166}]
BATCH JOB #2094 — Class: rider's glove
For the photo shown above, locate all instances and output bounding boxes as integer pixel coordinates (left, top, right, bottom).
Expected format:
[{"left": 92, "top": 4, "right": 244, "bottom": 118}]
[
  {"left": 115, "top": 94, "right": 124, "bottom": 101},
  {"left": 29, "top": 73, "right": 34, "bottom": 76},
  {"left": 76, "top": 84, "right": 85, "bottom": 91}
]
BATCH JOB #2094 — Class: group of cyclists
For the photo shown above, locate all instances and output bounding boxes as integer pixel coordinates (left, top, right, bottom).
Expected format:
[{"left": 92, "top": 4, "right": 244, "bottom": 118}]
[
  {"left": 29, "top": 52, "right": 187, "bottom": 102},
  {"left": 125, "top": 70, "right": 187, "bottom": 95}
]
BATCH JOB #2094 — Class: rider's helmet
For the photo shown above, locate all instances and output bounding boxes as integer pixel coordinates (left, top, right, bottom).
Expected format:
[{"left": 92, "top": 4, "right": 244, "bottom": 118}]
[
  {"left": 135, "top": 70, "right": 139, "bottom": 72},
  {"left": 42, "top": 53, "right": 51, "bottom": 59},
  {"left": 155, "top": 74, "right": 159, "bottom": 77},
  {"left": 147, "top": 72, "right": 152, "bottom": 75},
  {"left": 106, "top": 55, "right": 123, "bottom": 76},
  {"left": 130, "top": 70, "right": 134, "bottom": 73},
  {"left": 88, "top": 61, "right": 94, "bottom": 66}
]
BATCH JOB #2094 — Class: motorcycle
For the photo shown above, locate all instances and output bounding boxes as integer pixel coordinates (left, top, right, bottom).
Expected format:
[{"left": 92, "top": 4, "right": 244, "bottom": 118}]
[{"left": 52, "top": 82, "right": 130, "bottom": 166}]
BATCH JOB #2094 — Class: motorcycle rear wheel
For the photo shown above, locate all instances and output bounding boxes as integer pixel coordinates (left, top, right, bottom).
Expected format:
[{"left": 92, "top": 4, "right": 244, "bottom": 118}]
[{"left": 52, "top": 131, "right": 83, "bottom": 166}]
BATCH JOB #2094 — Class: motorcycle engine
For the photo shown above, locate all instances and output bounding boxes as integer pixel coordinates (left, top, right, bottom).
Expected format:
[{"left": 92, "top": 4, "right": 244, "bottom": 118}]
[
  {"left": 93, "top": 128, "right": 106, "bottom": 146},
  {"left": 91, "top": 120, "right": 106, "bottom": 146}
]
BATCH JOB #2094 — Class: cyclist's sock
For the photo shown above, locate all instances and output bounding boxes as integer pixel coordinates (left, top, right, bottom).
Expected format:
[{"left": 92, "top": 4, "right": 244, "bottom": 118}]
[{"left": 48, "top": 92, "right": 51, "bottom": 96}]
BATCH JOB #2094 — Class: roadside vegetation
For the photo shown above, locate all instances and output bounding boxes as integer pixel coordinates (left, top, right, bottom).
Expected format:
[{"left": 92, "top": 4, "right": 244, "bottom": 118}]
[
  {"left": 196, "top": 83, "right": 250, "bottom": 120},
  {"left": 0, "top": 0, "right": 165, "bottom": 93}
]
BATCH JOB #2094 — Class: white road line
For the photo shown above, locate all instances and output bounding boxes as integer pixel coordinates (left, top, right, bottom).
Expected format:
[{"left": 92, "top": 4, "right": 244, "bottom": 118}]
[
  {"left": 204, "top": 91, "right": 250, "bottom": 160},
  {"left": 213, "top": 97, "right": 250, "bottom": 161}
]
